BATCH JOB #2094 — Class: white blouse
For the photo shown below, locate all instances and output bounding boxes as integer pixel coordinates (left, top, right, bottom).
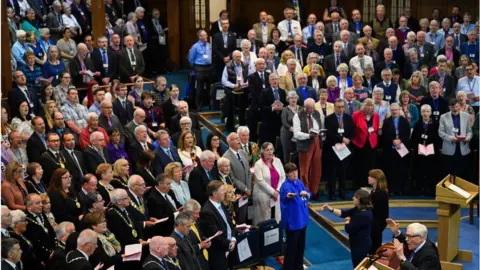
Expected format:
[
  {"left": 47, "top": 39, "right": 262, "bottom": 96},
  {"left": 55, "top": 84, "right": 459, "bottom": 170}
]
[
  {"left": 170, "top": 180, "right": 191, "bottom": 205},
  {"left": 62, "top": 14, "right": 81, "bottom": 30}
]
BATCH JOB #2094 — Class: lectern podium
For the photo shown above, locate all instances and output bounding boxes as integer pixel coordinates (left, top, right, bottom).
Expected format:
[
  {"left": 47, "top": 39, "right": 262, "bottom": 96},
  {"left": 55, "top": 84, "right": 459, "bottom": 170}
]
[
  {"left": 354, "top": 257, "right": 393, "bottom": 270},
  {"left": 436, "top": 175, "right": 479, "bottom": 270}
]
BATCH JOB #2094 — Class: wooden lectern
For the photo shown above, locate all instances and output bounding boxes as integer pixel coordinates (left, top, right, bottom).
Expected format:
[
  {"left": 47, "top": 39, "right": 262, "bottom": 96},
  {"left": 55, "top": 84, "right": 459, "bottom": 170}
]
[
  {"left": 354, "top": 257, "right": 394, "bottom": 270},
  {"left": 436, "top": 175, "right": 479, "bottom": 270}
]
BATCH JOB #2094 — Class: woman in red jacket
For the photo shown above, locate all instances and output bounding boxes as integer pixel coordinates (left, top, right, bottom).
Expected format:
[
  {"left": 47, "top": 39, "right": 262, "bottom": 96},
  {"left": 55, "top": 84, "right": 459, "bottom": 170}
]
[{"left": 352, "top": 98, "right": 380, "bottom": 189}]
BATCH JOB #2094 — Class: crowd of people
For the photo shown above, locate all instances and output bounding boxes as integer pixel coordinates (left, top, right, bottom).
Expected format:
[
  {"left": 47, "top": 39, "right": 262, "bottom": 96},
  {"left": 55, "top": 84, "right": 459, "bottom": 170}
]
[{"left": 1, "top": 0, "right": 479, "bottom": 269}]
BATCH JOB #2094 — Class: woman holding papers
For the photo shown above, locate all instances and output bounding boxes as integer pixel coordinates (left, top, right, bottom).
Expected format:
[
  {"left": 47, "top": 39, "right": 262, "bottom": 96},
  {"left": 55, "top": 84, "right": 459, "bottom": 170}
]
[
  {"left": 381, "top": 103, "right": 410, "bottom": 197},
  {"left": 280, "top": 163, "right": 311, "bottom": 270},
  {"left": 320, "top": 189, "right": 373, "bottom": 267},
  {"left": 411, "top": 104, "right": 441, "bottom": 196}
]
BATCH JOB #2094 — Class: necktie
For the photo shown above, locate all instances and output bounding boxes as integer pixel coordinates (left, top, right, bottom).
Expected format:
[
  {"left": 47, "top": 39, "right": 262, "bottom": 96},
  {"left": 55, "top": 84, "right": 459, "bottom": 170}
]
[
  {"left": 243, "top": 144, "right": 249, "bottom": 154},
  {"left": 166, "top": 149, "right": 173, "bottom": 160},
  {"left": 236, "top": 152, "right": 245, "bottom": 168},
  {"left": 455, "top": 34, "right": 459, "bottom": 48},
  {"left": 407, "top": 251, "right": 416, "bottom": 261},
  {"left": 3, "top": 230, "right": 10, "bottom": 238},
  {"left": 55, "top": 152, "right": 62, "bottom": 162},
  {"left": 336, "top": 55, "right": 340, "bottom": 67},
  {"left": 439, "top": 74, "right": 445, "bottom": 88},
  {"left": 288, "top": 21, "right": 292, "bottom": 36},
  {"left": 359, "top": 57, "right": 365, "bottom": 69},
  {"left": 107, "top": 117, "right": 112, "bottom": 128},
  {"left": 250, "top": 42, "right": 255, "bottom": 52},
  {"left": 207, "top": 170, "right": 213, "bottom": 180},
  {"left": 143, "top": 143, "right": 148, "bottom": 150},
  {"left": 191, "top": 223, "right": 209, "bottom": 260},
  {"left": 310, "top": 25, "right": 314, "bottom": 37},
  {"left": 122, "top": 100, "right": 126, "bottom": 110},
  {"left": 334, "top": 24, "right": 338, "bottom": 34},
  {"left": 292, "top": 73, "right": 297, "bottom": 88},
  {"left": 102, "top": 49, "right": 107, "bottom": 64},
  {"left": 273, "top": 89, "right": 279, "bottom": 100},
  {"left": 70, "top": 151, "right": 83, "bottom": 177},
  {"left": 217, "top": 204, "right": 231, "bottom": 239},
  {"left": 344, "top": 42, "right": 348, "bottom": 52},
  {"left": 348, "top": 102, "right": 353, "bottom": 115},
  {"left": 38, "top": 182, "right": 46, "bottom": 193},
  {"left": 307, "top": 114, "right": 313, "bottom": 130},
  {"left": 338, "top": 116, "right": 344, "bottom": 128},
  {"left": 57, "top": 14, "right": 62, "bottom": 25},
  {"left": 260, "top": 72, "right": 265, "bottom": 84},
  {"left": 386, "top": 83, "right": 390, "bottom": 88},
  {"left": 223, "top": 33, "right": 227, "bottom": 45},
  {"left": 128, "top": 48, "right": 136, "bottom": 65}
]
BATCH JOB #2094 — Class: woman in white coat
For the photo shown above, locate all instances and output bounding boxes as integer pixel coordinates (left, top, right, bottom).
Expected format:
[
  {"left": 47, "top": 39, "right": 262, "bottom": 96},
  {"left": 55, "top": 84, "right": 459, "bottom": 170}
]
[{"left": 252, "top": 142, "right": 286, "bottom": 225}]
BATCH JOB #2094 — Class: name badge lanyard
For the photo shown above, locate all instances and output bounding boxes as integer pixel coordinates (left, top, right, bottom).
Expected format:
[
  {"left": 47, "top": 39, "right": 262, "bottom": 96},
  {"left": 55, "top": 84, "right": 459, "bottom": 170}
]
[{"left": 467, "top": 78, "right": 476, "bottom": 95}]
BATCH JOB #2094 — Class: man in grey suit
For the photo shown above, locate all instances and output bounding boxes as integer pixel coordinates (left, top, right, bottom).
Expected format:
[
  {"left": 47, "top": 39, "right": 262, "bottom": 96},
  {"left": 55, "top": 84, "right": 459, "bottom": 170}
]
[
  {"left": 413, "top": 31, "right": 435, "bottom": 67},
  {"left": 438, "top": 98, "right": 473, "bottom": 179},
  {"left": 45, "top": 1, "right": 64, "bottom": 42},
  {"left": 223, "top": 132, "right": 252, "bottom": 224},
  {"left": 332, "top": 19, "right": 358, "bottom": 45},
  {"left": 343, "top": 88, "right": 361, "bottom": 115}
]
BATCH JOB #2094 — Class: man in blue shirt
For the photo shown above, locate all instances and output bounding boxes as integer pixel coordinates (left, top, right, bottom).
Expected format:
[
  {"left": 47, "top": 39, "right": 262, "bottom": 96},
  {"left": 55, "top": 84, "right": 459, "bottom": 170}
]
[
  {"left": 460, "top": 30, "right": 479, "bottom": 64},
  {"left": 280, "top": 162, "right": 311, "bottom": 270},
  {"left": 302, "top": 13, "right": 317, "bottom": 44},
  {"left": 425, "top": 20, "right": 445, "bottom": 56},
  {"left": 456, "top": 63, "right": 480, "bottom": 111},
  {"left": 188, "top": 30, "right": 213, "bottom": 111},
  {"left": 11, "top": 30, "right": 28, "bottom": 66}
]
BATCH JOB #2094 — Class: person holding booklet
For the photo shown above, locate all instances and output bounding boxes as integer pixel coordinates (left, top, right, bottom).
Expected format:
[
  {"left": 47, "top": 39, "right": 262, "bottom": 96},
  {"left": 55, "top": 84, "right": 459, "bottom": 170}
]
[
  {"left": 438, "top": 98, "right": 473, "bottom": 180},
  {"left": 380, "top": 103, "right": 410, "bottom": 197},
  {"left": 411, "top": 104, "right": 442, "bottom": 195},
  {"left": 324, "top": 98, "right": 354, "bottom": 200}
]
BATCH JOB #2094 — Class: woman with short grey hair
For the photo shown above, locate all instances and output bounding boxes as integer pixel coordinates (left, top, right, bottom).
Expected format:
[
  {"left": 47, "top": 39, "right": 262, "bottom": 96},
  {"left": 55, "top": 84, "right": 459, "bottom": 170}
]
[
  {"left": 280, "top": 91, "right": 302, "bottom": 164},
  {"left": 125, "top": 12, "right": 143, "bottom": 47},
  {"left": 240, "top": 39, "right": 258, "bottom": 75},
  {"left": 402, "top": 32, "right": 416, "bottom": 55}
]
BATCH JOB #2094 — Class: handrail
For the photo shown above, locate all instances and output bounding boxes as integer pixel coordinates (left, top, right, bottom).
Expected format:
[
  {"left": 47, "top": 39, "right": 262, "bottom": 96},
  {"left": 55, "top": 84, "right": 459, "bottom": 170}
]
[{"left": 1, "top": 77, "right": 155, "bottom": 102}]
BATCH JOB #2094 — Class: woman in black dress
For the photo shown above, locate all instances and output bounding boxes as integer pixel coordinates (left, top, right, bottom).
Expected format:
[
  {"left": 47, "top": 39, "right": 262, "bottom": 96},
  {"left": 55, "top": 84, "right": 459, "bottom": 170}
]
[
  {"left": 320, "top": 189, "right": 373, "bottom": 267},
  {"left": 368, "top": 169, "right": 389, "bottom": 254},
  {"left": 47, "top": 168, "right": 83, "bottom": 228},
  {"left": 135, "top": 150, "right": 156, "bottom": 188},
  {"left": 111, "top": 158, "right": 130, "bottom": 190},
  {"left": 96, "top": 163, "right": 115, "bottom": 205},
  {"left": 25, "top": 162, "right": 47, "bottom": 194}
]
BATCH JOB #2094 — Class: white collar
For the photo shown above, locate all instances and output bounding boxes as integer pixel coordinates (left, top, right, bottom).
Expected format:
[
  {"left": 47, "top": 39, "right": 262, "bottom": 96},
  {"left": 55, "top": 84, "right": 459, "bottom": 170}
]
[
  {"left": 81, "top": 188, "right": 88, "bottom": 195},
  {"left": 413, "top": 240, "right": 426, "bottom": 254},
  {"left": 4, "top": 259, "right": 16, "bottom": 269},
  {"left": 77, "top": 248, "right": 89, "bottom": 261},
  {"left": 229, "top": 147, "right": 239, "bottom": 155},
  {"left": 129, "top": 189, "right": 139, "bottom": 201},
  {"left": 151, "top": 253, "right": 165, "bottom": 264},
  {"left": 117, "top": 96, "right": 127, "bottom": 102},
  {"left": 209, "top": 198, "right": 221, "bottom": 209}
]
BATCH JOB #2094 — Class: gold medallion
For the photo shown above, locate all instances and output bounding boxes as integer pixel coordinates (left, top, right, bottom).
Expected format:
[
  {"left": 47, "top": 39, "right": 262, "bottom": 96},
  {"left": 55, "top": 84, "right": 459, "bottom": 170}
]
[
  {"left": 132, "top": 229, "right": 137, "bottom": 238},
  {"left": 76, "top": 201, "right": 81, "bottom": 208}
]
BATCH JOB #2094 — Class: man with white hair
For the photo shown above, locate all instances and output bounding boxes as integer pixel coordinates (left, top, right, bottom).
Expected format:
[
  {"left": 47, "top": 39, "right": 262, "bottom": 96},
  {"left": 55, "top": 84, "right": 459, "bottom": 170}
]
[
  {"left": 1, "top": 206, "right": 12, "bottom": 239},
  {"left": 307, "top": 30, "right": 332, "bottom": 66},
  {"left": 98, "top": 100, "right": 125, "bottom": 141},
  {"left": 247, "top": 58, "right": 271, "bottom": 142},
  {"left": 404, "top": 48, "right": 422, "bottom": 79},
  {"left": 127, "top": 174, "right": 158, "bottom": 234},
  {"left": 170, "top": 100, "right": 201, "bottom": 134},
  {"left": 223, "top": 132, "right": 252, "bottom": 223},
  {"left": 66, "top": 229, "right": 99, "bottom": 268},
  {"left": 414, "top": 31, "right": 435, "bottom": 67},
  {"left": 339, "top": 29, "right": 355, "bottom": 59},
  {"left": 394, "top": 16, "right": 410, "bottom": 45},
  {"left": 324, "top": 40, "right": 348, "bottom": 77},
  {"left": 79, "top": 112, "right": 109, "bottom": 150},
  {"left": 189, "top": 150, "right": 219, "bottom": 205},
  {"left": 222, "top": 50, "right": 249, "bottom": 131},
  {"left": 349, "top": 43, "right": 373, "bottom": 76},
  {"left": 259, "top": 73, "right": 287, "bottom": 144},
  {"left": 374, "top": 69, "right": 401, "bottom": 104},
  {"left": 119, "top": 34, "right": 146, "bottom": 82},
  {"left": 213, "top": 19, "right": 236, "bottom": 81},
  {"left": 62, "top": 88, "right": 89, "bottom": 135},
  {"left": 247, "top": 29, "right": 262, "bottom": 55},
  {"left": 370, "top": 4, "right": 393, "bottom": 40},
  {"left": 11, "top": 30, "right": 28, "bottom": 65},
  {"left": 277, "top": 7, "right": 302, "bottom": 44},
  {"left": 91, "top": 36, "right": 118, "bottom": 84},
  {"left": 452, "top": 22, "right": 467, "bottom": 51},
  {"left": 69, "top": 43, "right": 100, "bottom": 88},
  {"left": 377, "top": 27, "right": 395, "bottom": 56},
  {"left": 49, "top": 221, "right": 76, "bottom": 270},
  {"left": 428, "top": 58, "right": 456, "bottom": 99},
  {"left": 143, "top": 236, "right": 169, "bottom": 269},
  {"left": 358, "top": 25, "right": 379, "bottom": 50},
  {"left": 293, "top": 98, "right": 323, "bottom": 200},
  {"left": 237, "top": 126, "right": 260, "bottom": 166},
  {"left": 83, "top": 131, "right": 111, "bottom": 173},
  {"left": 46, "top": 1, "right": 64, "bottom": 42},
  {"left": 295, "top": 72, "right": 317, "bottom": 106},
  {"left": 127, "top": 125, "right": 154, "bottom": 169},
  {"left": 388, "top": 220, "right": 441, "bottom": 269},
  {"left": 460, "top": 30, "right": 480, "bottom": 64},
  {"left": 279, "top": 58, "right": 298, "bottom": 92},
  {"left": 333, "top": 19, "right": 357, "bottom": 45},
  {"left": 182, "top": 200, "right": 211, "bottom": 269},
  {"left": 289, "top": 34, "right": 307, "bottom": 66},
  {"left": 125, "top": 108, "right": 151, "bottom": 144},
  {"left": 374, "top": 49, "right": 400, "bottom": 80},
  {"left": 170, "top": 116, "right": 205, "bottom": 149},
  {"left": 106, "top": 189, "right": 142, "bottom": 248},
  {"left": 387, "top": 36, "right": 406, "bottom": 68},
  {"left": 171, "top": 212, "right": 203, "bottom": 270}
]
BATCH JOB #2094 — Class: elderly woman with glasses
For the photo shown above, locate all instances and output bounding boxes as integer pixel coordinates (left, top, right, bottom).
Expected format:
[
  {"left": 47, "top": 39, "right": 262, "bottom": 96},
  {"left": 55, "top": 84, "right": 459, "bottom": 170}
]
[
  {"left": 281, "top": 91, "right": 302, "bottom": 164},
  {"left": 303, "top": 52, "right": 326, "bottom": 77},
  {"left": 47, "top": 168, "right": 83, "bottom": 226},
  {"left": 42, "top": 45, "right": 66, "bottom": 85},
  {"left": 1, "top": 161, "right": 28, "bottom": 210}
]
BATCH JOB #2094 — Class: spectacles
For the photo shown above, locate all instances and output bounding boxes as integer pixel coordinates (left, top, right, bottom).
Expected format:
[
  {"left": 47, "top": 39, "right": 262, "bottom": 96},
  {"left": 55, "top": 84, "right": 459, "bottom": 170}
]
[{"left": 405, "top": 234, "right": 421, "bottom": 240}]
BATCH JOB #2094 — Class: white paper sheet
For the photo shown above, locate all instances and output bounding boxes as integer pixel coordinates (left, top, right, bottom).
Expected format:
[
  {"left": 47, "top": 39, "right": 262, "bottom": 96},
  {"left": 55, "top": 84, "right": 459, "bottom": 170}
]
[
  {"left": 237, "top": 238, "right": 252, "bottom": 262},
  {"left": 447, "top": 183, "right": 471, "bottom": 199},
  {"left": 396, "top": 143, "right": 409, "bottom": 158},
  {"left": 238, "top": 197, "right": 248, "bottom": 208},
  {"left": 332, "top": 143, "right": 351, "bottom": 161},
  {"left": 418, "top": 144, "right": 435, "bottom": 156},
  {"left": 122, "top": 252, "right": 141, "bottom": 262},
  {"left": 264, "top": 228, "right": 280, "bottom": 246},
  {"left": 154, "top": 217, "right": 169, "bottom": 224},
  {"left": 106, "top": 266, "right": 114, "bottom": 270},
  {"left": 124, "top": 243, "right": 142, "bottom": 256}
]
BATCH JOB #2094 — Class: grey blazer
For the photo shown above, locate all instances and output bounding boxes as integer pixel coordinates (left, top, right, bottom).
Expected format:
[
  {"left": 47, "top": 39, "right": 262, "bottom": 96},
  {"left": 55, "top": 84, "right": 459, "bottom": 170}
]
[
  {"left": 333, "top": 31, "right": 358, "bottom": 45},
  {"left": 438, "top": 112, "right": 472, "bottom": 156},
  {"left": 222, "top": 149, "right": 252, "bottom": 192},
  {"left": 343, "top": 100, "right": 361, "bottom": 115}
]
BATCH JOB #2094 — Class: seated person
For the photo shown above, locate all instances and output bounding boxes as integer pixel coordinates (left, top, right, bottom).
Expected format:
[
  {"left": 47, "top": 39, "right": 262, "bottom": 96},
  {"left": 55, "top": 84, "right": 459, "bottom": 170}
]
[{"left": 171, "top": 116, "right": 205, "bottom": 150}]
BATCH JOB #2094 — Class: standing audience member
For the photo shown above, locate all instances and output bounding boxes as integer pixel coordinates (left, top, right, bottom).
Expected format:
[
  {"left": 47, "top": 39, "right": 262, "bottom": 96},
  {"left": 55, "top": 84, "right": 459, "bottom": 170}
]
[
  {"left": 147, "top": 173, "right": 180, "bottom": 237},
  {"left": 281, "top": 91, "right": 302, "bottom": 164},
  {"left": 171, "top": 213, "right": 203, "bottom": 270},
  {"left": 259, "top": 73, "right": 287, "bottom": 145},
  {"left": 143, "top": 236, "right": 169, "bottom": 269},
  {"left": 65, "top": 229, "right": 99, "bottom": 269},
  {"left": 367, "top": 169, "right": 389, "bottom": 254}
]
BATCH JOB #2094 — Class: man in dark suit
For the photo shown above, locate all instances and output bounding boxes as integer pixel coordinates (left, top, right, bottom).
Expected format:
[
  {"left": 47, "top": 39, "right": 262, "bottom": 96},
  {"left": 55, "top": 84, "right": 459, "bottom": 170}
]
[
  {"left": 66, "top": 229, "right": 98, "bottom": 269},
  {"left": 324, "top": 11, "right": 341, "bottom": 44},
  {"left": 171, "top": 213, "right": 203, "bottom": 270},
  {"left": 375, "top": 48, "right": 400, "bottom": 81},
  {"left": 428, "top": 58, "right": 456, "bottom": 99},
  {"left": 90, "top": 36, "right": 118, "bottom": 84},
  {"left": 210, "top": 10, "right": 229, "bottom": 37},
  {"left": 189, "top": 151, "right": 219, "bottom": 206},
  {"left": 1, "top": 238, "right": 21, "bottom": 270},
  {"left": 118, "top": 35, "right": 145, "bottom": 83},
  {"left": 143, "top": 236, "right": 170, "bottom": 270},
  {"left": 452, "top": 22, "right": 468, "bottom": 51},
  {"left": 39, "top": 132, "right": 66, "bottom": 187},
  {"left": 414, "top": 32, "right": 435, "bottom": 68},
  {"left": 324, "top": 99, "right": 354, "bottom": 200},
  {"left": 307, "top": 30, "right": 332, "bottom": 66},
  {"left": 127, "top": 125, "right": 154, "bottom": 172},
  {"left": 387, "top": 36, "right": 406, "bottom": 72},
  {"left": 48, "top": 221, "right": 76, "bottom": 270},
  {"left": 221, "top": 51, "right": 249, "bottom": 132},
  {"left": 10, "top": 70, "right": 41, "bottom": 116},
  {"left": 247, "top": 59, "right": 271, "bottom": 142},
  {"left": 77, "top": 174, "right": 97, "bottom": 212},
  {"left": 112, "top": 83, "right": 134, "bottom": 126},
  {"left": 213, "top": 19, "right": 236, "bottom": 81},
  {"left": 27, "top": 0, "right": 48, "bottom": 23},
  {"left": 127, "top": 174, "right": 158, "bottom": 239},
  {"left": 83, "top": 131, "right": 111, "bottom": 174},
  {"left": 149, "top": 9, "right": 169, "bottom": 75},
  {"left": 198, "top": 181, "right": 237, "bottom": 270},
  {"left": 98, "top": 100, "right": 125, "bottom": 144},
  {"left": 6, "top": 0, "right": 20, "bottom": 18},
  {"left": 403, "top": 48, "right": 424, "bottom": 79},
  {"left": 50, "top": 112, "right": 76, "bottom": 144},
  {"left": 105, "top": 0, "right": 119, "bottom": 25},
  {"left": 153, "top": 130, "right": 182, "bottom": 174},
  {"left": 45, "top": 2, "right": 64, "bottom": 42},
  {"left": 26, "top": 116, "right": 47, "bottom": 163},
  {"left": 324, "top": 41, "right": 348, "bottom": 77},
  {"left": 106, "top": 189, "right": 142, "bottom": 248},
  {"left": 259, "top": 73, "right": 287, "bottom": 145},
  {"left": 24, "top": 194, "right": 56, "bottom": 264},
  {"left": 169, "top": 101, "right": 201, "bottom": 134},
  {"left": 288, "top": 34, "right": 308, "bottom": 67},
  {"left": 147, "top": 173, "right": 180, "bottom": 237},
  {"left": 61, "top": 132, "right": 86, "bottom": 192},
  {"left": 438, "top": 36, "right": 460, "bottom": 68},
  {"left": 420, "top": 81, "right": 449, "bottom": 127},
  {"left": 349, "top": 9, "right": 367, "bottom": 38},
  {"left": 389, "top": 220, "right": 441, "bottom": 269}
]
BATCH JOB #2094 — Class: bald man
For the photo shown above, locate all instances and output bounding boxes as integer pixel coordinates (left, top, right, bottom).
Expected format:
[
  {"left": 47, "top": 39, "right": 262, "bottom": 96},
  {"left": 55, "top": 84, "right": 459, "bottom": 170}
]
[
  {"left": 119, "top": 35, "right": 145, "bottom": 82},
  {"left": 164, "top": 237, "right": 181, "bottom": 269},
  {"left": 69, "top": 43, "right": 100, "bottom": 88},
  {"left": 143, "top": 236, "right": 169, "bottom": 269}
]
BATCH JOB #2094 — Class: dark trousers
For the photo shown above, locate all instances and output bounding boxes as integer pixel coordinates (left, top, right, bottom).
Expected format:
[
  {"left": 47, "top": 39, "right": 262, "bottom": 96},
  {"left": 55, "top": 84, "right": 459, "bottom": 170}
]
[
  {"left": 443, "top": 144, "right": 469, "bottom": 179},
  {"left": 247, "top": 108, "right": 261, "bottom": 143},
  {"left": 225, "top": 91, "right": 247, "bottom": 131},
  {"left": 328, "top": 151, "right": 350, "bottom": 196},
  {"left": 384, "top": 148, "right": 409, "bottom": 193},
  {"left": 369, "top": 221, "right": 386, "bottom": 254},
  {"left": 283, "top": 226, "right": 307, "bottom": 270},
  {"left": 412, "top": 152, "right": 440, "bottom": 191},
  {"left": 194, "top": 65, "right": 213, "bottom": 110},
  {"left": 353, "top": 141, "right": 376, "bottom": 189},
  {"left": 215, "top": 61, "right": 226, "bottom": 82}
]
